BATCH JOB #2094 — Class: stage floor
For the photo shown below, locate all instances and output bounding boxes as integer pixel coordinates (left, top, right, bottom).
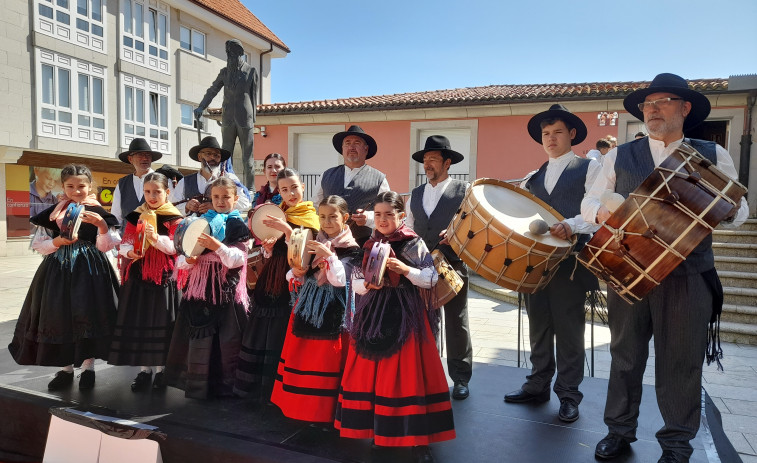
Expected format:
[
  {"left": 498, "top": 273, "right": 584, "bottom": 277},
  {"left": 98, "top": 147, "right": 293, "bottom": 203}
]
[{"left": 0, "top": 320, "right": 739, "bottom": 463}]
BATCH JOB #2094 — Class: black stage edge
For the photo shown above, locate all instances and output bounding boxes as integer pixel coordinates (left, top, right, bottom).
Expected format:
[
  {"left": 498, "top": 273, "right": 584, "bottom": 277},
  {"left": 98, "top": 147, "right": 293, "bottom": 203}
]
[{"left": 0, "top": 326, "right": 740, "bottom": 463}]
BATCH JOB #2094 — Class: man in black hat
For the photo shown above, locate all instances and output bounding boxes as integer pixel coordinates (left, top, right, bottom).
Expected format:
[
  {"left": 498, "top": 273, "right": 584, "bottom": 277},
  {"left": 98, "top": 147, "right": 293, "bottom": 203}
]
[
  {"left": 169, "top": 136, "right": 251, "bottom": 215},
  {"left": 113, "top": 138, "right": 161, "bottom": 230},
  {"left": 406, "top": 135, "right": 473, "bottom": 400},
  {"left": 194, "top": 39, "right": 258, "bottom": 189},
  {"left": 503, "top": 104, "right": 601, "bottom": 424},
  {"left": 582, "top": 73, "right": 748, "bottom": 463},
  {"left": 314, "top": 125, "right": 389, "bottom": 245}
]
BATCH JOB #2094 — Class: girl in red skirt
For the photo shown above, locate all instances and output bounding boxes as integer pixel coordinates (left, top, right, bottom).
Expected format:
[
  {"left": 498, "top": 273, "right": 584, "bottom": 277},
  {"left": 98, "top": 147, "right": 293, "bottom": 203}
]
[
  {"left": 271, "top": 195, "right": 361, "bottom": 423},
  {"left": 335, "top": 191, "right": 455, "bottom": 463}
]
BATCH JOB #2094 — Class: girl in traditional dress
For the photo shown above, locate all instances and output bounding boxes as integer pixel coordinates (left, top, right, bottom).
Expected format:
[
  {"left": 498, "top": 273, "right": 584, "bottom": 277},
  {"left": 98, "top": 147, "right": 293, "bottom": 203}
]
[
  {"left": 271, "top": 195, "right": 362, "bottom": 423},
  {"left": 109, "top": 172, "right": 183, "bottom": 391},
  {"left": 235, "top": 168, "right": 320, "bottom": 402},
  {"left": 252, "top": 153, "right": 286, "bottom": 208},
  {"left": 164, "top": 177, "right": 251, "bottom": 399},
  {"left": 335, "top": 191, "right": 455, "bottom": 463},
  {"left": 9, "top": 164, "right": 120, "bottom": 391}
]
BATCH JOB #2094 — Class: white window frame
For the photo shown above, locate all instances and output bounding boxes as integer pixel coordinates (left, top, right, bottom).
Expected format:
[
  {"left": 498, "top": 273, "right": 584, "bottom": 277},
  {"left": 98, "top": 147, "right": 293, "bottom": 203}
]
[
  {"left": 179, "top": 102, "right": 205, "bottom": 129},
  {"left": 179, "top": 25, "right": 206, "bottom": 57},
  {"left": 34, "top": 0, "right": 106, "bottom": 54},
  {"left": 36, "top": 48, "right": 107, "bottom": 145},
  {"left": 120, "top": 0, "right": 170, "bottom": 74},
  {"left": 120, "top": 73, "right": 170, "bottom": 153}
]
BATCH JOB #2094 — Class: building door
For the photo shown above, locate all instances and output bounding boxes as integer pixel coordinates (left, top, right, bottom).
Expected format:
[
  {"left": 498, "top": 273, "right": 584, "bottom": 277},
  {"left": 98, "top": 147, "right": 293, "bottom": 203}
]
[
  {"left": 295, "top": 133, "right": 341, "bottom": 202},
  {"left": 686, "top": 121, "right": 729, "bottom": 149}
]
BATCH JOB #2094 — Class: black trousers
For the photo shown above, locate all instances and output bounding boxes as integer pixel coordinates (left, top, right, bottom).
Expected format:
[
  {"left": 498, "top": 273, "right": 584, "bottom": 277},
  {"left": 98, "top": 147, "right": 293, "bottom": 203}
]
[
  {"left": 523, "top": 257, "right": 589, "bottom": 403},
  {"left": 603, "top": 272, "right": 712, "bottom": 459},
  {"left": 442, "top": 261, "right": 472, "bottom": 384}
]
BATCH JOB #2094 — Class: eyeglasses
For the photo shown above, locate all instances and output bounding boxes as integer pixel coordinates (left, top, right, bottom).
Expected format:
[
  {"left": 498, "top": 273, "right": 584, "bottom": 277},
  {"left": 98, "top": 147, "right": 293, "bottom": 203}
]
[{"left": 637, "top": 97, "right": 684, "bottom": 112}]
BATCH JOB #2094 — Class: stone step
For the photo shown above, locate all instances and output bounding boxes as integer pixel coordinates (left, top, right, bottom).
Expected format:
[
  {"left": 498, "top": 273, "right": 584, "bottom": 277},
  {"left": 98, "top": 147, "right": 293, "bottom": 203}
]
[
  {"left": 714, "top": 255, "right": 757, "bottom": 273},
  {"left": 712, "top": 242, "right": 757, "bottom": 258},
  {"left": 721, "top": 304, "right": 757, "bottom": 325},
  {"left": 717, "top": 270, "right": 757, "bottom": 289},
  {"left": 719, "top": 321, "right": 757, "bottom": 346},
  {"left": 723, "top": 286, "right": 757, "bottom": 306},
  {"left": 712, "top": 229, "right": 757, "bottom": 244},
  {"left": 729, "top": 218, "right": 757, "bottom": 232}
]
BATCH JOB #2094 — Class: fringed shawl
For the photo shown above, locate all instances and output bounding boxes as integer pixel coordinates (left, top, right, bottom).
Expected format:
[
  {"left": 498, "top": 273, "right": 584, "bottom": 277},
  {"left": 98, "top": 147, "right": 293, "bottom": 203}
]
[{"left": 121, "top": 212, "right": 181, "bottom": 285}]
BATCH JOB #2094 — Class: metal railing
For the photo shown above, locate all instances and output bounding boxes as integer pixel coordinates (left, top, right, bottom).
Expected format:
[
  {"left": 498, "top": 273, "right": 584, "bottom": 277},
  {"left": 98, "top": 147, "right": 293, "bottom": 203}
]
[
  {"left": 300, "top": 173, "right": 321, "bottom": 202},
  {"left": 415, "top": 173, "right": 470, "bottom": 185}
]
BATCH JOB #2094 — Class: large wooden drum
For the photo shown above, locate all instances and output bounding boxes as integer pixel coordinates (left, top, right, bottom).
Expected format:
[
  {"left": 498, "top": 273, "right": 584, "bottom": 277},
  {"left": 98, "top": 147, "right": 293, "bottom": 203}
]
[
  {"left": 578, "top": 142, "right": 747, "bottom": 303},
  {"left": 446, "top": 178, "right": 574, "bottom": 293}
]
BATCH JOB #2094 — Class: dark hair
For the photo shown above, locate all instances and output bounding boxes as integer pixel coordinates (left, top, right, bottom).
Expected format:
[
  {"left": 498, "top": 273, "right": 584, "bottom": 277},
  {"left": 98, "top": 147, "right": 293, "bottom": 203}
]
[
  {"left": 60, "top": 164, "right": 93, "bottom": 184},
  {"left": 596, "top": 139, "right": 612, "bottom": 150},
  {"left": 374, "top": 191, "right": 405, "bottom": 213},
  {"left": 208, "top": 177, "right": 237, "bottom": 193},
  {"left": 263, "top": 152, "right": 287, "bottom": 168},
  {"left": 277, "top": 167, "right": 301, "bottom": 182},
  {"left": 319, "top": 195, "right": 349, "bottom": 216},
  {"left": 143, "top": 172, "right": 170, "bottom": 191},
  {"left": 539, "top": 117, "right": 574, "bottom": 132}
]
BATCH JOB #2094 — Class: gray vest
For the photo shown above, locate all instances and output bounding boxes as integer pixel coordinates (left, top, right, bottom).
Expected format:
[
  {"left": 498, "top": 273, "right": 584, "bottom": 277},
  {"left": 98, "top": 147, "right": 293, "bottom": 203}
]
[
  {"left": 615, "top": 138, "right": 718, "bottom": 275},
  {"left": 410, "top": 179, "right": 467, "bottom": 262},
  {"left": 184, "top": 173, "right": 201, "bottom": 198},
  {"left": 321, "top": 165, "right": 386, "bottom": 212},
  {"left": 117, "top": 174, "right": 144, "bottom": 231}
]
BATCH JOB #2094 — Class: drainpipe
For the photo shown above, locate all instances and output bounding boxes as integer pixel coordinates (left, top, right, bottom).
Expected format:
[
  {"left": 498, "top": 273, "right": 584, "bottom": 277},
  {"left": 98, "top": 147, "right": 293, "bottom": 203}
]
[
  {"left": 738, "top": 92, "right": 756, "bottom": 189},
  {"left": 259, "top": 42, "right": 274, "bottom": 105}
]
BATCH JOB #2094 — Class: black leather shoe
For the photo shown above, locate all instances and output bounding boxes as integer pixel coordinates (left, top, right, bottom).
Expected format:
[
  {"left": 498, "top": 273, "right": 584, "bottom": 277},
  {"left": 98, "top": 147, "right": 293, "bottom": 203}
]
[
  {"left": 152, "top": 372, "right": 166, "bottom": 390},
  {"left": 658, "top": 450, "right": 687, "bottom": 463},
  {"left": 558, "top": 398, "right": 579, "bottom": 422},
  {"left": 79, "top": 370, "right": 95, "bottom": 390},
  {"left": 411, "top": 445, "right": 434, "bottom": 463},
  {"left": 131, "top": 371, "right": 152, "bottom": 392},
  {"left": 48, "top": 371, "right": 74, "bottom": 391},
  {"left": 595, "top": 433, "right": 631, "bottom": 460},
  {"left": 504, "top": 388, "right": 550, "bottom": 403},
  {"left": 452, "top": 381, "right": 469, "bottom": 400}
]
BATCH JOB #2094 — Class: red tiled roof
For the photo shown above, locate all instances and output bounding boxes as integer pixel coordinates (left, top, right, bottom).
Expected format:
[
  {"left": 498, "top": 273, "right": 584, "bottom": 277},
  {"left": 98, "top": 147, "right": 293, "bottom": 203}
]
[
  {"left": 190, "top": 0, "right": 289, "bottom": 52},
  {"left": 256, "top": 78, "right": 728, "bottom": 115}
]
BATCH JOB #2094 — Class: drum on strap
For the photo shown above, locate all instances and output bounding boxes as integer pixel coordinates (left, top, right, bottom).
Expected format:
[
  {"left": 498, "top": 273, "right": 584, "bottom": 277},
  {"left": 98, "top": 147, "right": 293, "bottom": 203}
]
[
  {"left": 364, "top": 241, "right": 391, "bottom": 287},
  {"left": 174, "top": 216, "right": 210, "bottom": 258},
  {"left": 288, "top": 227, "right": 313, "bottom": 270},
  {"left": 431, "top": 249, "right": 464, "bottom": 308},
  {"left": 249, "top": 202, "right": 286, "bottom": 242},
  {"left": 246, "top": 246, "right": 264, "bottom": 289},
  {"left": 578, "top": 142, "right": 747, "bottom": 304},
  {"left": 60, "top": 203, "right": 84, "bottom": 240},
  {"left": 445, "top": 178, "right": 574, "bottom": 293}
]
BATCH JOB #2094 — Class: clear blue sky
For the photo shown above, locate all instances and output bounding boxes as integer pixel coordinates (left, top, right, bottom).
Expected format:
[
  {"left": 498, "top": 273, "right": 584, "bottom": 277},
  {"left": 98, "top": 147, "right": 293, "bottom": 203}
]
[{"left": 243, "top": 0, "right": 757, "bottom": 104}]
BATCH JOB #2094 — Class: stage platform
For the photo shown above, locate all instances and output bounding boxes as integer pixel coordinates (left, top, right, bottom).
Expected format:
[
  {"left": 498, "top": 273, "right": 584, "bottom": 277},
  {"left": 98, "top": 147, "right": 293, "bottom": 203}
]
[{"left": 0, "top": 324, "right": 740, "bottom": 462}]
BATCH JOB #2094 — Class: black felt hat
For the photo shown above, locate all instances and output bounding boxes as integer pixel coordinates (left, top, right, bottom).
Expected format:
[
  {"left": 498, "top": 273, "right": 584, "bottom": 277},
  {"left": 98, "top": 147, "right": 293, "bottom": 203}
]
[
  {"left": 155, "top": 164, "right": 184, "bottom": 181},
  {"left": 332, "top": 125, "right": 378, "bottom": 159},
  {"left": 189, "top": 136, "right": 232, "bottom": 162},
  {"left": 118, "top": 138, "right": 163, "bottom": 163},
  {"left": 411, "top": 135, "right": 464, "bottom": 164},
  {"left": 623, "top": 73, "right": 711, "bottom": 130},
  {"left": 527, "top": 104, "right": 587, "bottom": 145}
]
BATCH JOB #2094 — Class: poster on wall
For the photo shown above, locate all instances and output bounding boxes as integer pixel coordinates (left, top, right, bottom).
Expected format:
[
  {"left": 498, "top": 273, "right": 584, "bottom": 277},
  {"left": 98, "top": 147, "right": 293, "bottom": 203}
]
[{"left": 5, "top": 165, "right": 124, "bottom": 239}]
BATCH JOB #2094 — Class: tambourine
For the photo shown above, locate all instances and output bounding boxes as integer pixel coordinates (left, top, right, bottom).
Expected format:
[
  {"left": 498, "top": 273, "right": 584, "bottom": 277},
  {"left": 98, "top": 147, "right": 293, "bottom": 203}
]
[
  {"left": 288, "top": 227, "right": 313, "bottom": 270},
  {"left": 174, "top": 216, "right": 210, "bottom": 257},
  {"left": 431, "top": 249, "right": 464, "bottom": 308},
  {"left": 60, "top": 203, "right": 84, "bottom": 240},
  {"left": 248, "top": 202, "right": 287, "bottom": 242},
  {"left": 364, "top": 241, "right": 391, "bottom": 287},
  {"left": 134, "top": 215, "right": 157, "bottom": 256}
]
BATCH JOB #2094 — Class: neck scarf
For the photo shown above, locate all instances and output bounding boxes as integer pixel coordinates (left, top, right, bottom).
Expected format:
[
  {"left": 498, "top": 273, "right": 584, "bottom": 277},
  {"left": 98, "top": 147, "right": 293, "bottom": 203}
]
[
  {"left": 283, "top": 201, "right": 320, "bottom": 230},
  {"left": 254, "top": 183, "right": 281, "bottom": 207},
  {"left": 202, "top": 209, "right": 242, "bottom": 241},
  {"left": 49, "top": 193, "right": 101, "bottom": 229},
  {"left": 313, "top": 227, "right": 359, "bottom": 285},
  {"left": 133, "top": 201, "right": 182, "bottom": 255}
]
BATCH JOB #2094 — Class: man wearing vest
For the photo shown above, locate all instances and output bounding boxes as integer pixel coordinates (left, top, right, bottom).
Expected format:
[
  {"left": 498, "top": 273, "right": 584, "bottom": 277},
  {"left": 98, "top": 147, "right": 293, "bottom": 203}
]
[
  {"left": 406, "top": 135, "right": 473, "bottom": 400},
  {"left": 113, "top": 138, "right": 161, "bottom": 230},
  {"left": 170, "top": 136, "right": 251, "bottom": 215},
  {"left": 314, "top": 125, "right": 390, "bottom": 246},
  {"left": 503, "top": 104, "right": 601, "bottom": 424},
  {"left": 583, "top": 74, "right": 749, "bottom": 463}
]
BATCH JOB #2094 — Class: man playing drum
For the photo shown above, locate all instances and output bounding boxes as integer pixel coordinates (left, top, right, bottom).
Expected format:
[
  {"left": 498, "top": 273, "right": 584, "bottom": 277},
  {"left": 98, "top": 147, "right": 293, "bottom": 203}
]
[
  {"left": 406, "top": 135, "right": 473, "bottom": 401},
  {"left": 503, "top": 104, "right": 601, "bottom": 423},
  {"left": 313, "top": 125, "right": 390, "bottom": 246},
  {"left": 582, "top": 73, "right": 749, "bottom": 463}
]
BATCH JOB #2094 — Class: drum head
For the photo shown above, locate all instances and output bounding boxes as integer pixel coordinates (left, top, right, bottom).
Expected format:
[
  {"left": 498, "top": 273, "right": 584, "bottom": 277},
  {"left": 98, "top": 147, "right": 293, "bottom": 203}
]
[
  {"left": 470, "top": 179, "right": 572, "bottom": 248},
  {"left": 250, "top": 203, "right": 286, "bottom": 241},
  {"left": 61, "top": 203, "right": 84, "bottom": 240},
  {"left": 183, "top": 218, "right": 210, "bottom": 257}
]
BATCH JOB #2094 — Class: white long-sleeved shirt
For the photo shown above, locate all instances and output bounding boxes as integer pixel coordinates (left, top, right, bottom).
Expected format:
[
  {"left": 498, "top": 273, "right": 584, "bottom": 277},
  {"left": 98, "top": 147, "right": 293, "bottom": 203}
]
[
  {"left": 405, "top": 177, "right": 468, "bottom": 230},
  {"left": 581, "top": 137, "right": 749, "bottom": 228},
  {"left": 169, "top": 172, "right": 251, "bottom": 215},
  {"left": 519, "top": 151, "right": 602, "bottom": 234},
  {"left": 352, "top": 264, "right": 438, "bottom": 295},
  {"left": 32, "top": 228, "right": 121, "bottom": 255},
  {"left": 119, "top": 234, "right": 176, "bottom": 257},
  {"left": 313, "top": 164, "right": 390, "bottom": 228},
  {"left": 111, "top": 169, "right": 154, "bottom": 226},
  {"left": 287, "top": 254, "right": 347, "bottom": 287},
  {"left": 175, "top": 241, "right": 248, "bottom": 270}
]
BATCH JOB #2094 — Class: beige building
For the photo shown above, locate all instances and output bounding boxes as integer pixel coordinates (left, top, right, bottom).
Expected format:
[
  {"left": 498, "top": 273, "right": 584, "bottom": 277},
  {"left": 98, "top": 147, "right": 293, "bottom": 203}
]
[{"left": 0, "top": 0, "right": 288, "bottom": 255}]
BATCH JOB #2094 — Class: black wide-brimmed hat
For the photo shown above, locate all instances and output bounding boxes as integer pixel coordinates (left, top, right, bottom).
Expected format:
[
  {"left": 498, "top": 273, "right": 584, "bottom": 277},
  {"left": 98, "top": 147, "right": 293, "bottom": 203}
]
[
  {"left": 118, "top": 138, "right": 163, "bottom": 163},
  {"left": 189, "top": 136, "right": 232, "bottom": 162},
  {"left": 527, "top": 104, "right": 587, "bottom": 145},
  {"left": 623, "top": 73, "right": 711, "bottom": 130},
  {"left": 155, "top": 164, "right": 184, "bottom": 181},
  {"left": 332, "top": 125, "right": 378, "bottom": 159},
  {"left": 411, "top": 135, "right": 464, "bottom": 164}
]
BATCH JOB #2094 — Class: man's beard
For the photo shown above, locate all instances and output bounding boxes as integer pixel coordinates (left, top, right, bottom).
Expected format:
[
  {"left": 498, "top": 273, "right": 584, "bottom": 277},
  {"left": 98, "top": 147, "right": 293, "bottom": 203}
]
[{"left": 203, "top": 162, "right": 222, "bottom": 180}]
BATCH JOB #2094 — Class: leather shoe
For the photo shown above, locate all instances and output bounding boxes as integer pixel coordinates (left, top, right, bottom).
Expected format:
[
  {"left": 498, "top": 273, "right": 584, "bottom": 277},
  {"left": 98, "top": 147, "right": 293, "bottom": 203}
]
[
  {"left": 452, "top": 381, "right": 469, "bottom": 400},
  {"left": 78, "top": 370, "right": 95, "bottom": 390},
  {"left": 558, "top": 398, "right": 579, "bottom": 422},
  {"left": 131, "top": 371, "right": 152, "bottom": 392},
  {"left": 411, "top": 445, "right": 434, "bottom": 463},
  {"left": 48, "top": 371, "right": 74, "bottom": 391},
  {"left": 504, "top": 388, "right": 550, "bottom": 403},
  {"left": 658, "top": 450, "right": 687, "bottom": 463},
  {"left": 595, "top": 433, "right": 631, "bottom": 460},
  {"left": 152, "top": 371, "right": 166, "bottom": 390}
]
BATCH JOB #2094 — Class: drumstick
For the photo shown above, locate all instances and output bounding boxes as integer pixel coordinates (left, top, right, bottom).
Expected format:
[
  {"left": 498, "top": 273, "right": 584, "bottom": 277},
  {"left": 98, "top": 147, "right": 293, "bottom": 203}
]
[{"left": 529, "top": 219, "right": 550, "bottom": 235}]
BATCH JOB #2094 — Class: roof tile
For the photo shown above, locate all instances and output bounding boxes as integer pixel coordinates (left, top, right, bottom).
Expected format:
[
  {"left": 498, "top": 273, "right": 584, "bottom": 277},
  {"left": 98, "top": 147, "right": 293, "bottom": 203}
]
[{"left": 189, "top": 0, "right": 289, "bottom": 52}]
